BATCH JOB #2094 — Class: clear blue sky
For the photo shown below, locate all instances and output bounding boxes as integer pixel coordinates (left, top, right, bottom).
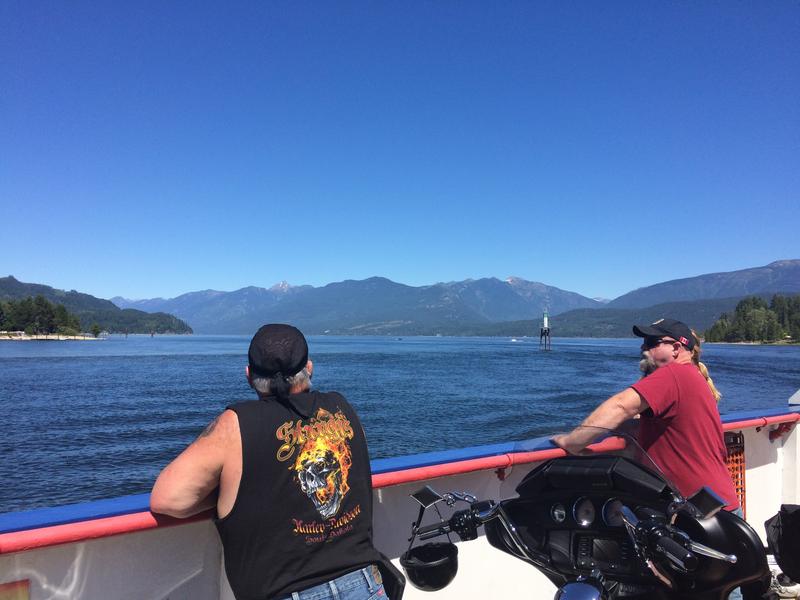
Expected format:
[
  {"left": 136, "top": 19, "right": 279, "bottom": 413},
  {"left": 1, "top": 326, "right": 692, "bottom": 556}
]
[{"left": 2, "top": 2, "right": 798, "bottom": 301}]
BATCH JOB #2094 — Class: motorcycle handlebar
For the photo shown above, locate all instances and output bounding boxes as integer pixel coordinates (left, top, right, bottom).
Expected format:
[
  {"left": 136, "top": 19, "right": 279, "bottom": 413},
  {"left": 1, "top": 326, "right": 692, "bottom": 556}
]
[
  {"left": 655, "top": 534, "right": 698, "bottom": 571},
  {"left": 417, "top": 521, "right": 451, "bottom": 539},
  {"left": 415, "top": 504, "right": 494, "bottom": 541},
  {"left": 415, "top": 497, "right": 707, "bottom": 577}
]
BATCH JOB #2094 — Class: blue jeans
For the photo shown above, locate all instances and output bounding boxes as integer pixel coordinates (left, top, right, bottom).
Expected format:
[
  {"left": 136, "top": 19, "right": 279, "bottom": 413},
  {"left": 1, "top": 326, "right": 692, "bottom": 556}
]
[
  {"left": 277, "top": 565, "right": 387, "bottom": 600},
  {"left": 727, "top": 584, "right": 742, "bottom": 599}
]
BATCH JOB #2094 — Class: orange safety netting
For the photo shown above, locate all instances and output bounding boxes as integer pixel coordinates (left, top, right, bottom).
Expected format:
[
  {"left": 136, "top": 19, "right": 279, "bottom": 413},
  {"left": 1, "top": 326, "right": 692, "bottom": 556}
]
[{"left": 725, "top": 431, "right": 746, "bottom": 518}]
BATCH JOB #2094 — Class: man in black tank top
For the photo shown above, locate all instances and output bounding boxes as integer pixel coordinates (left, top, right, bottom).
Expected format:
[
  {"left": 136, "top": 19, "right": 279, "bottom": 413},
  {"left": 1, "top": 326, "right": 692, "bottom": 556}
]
[{"left": 151, "top": 324, "right": 394, "bottom": 600}]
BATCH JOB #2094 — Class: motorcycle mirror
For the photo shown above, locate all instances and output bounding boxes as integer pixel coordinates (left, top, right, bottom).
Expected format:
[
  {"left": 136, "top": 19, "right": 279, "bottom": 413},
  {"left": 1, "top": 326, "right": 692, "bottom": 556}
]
[
  {"left": 411, "top": 486, "right": 444, "bottom": 509},
  {"left": 686, "top": 487, "right": 726, "bottom": 519}
]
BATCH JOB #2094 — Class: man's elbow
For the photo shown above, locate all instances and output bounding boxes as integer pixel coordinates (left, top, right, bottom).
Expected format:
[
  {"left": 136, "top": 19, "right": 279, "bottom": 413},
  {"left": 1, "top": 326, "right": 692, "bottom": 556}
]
[
  {"left": 608, "top": 398, "right": 640, "bottom": 424},
  {"left": 150, "top": 495, "right": 178, "bottom": 517},
  {"left": 617, "top": 402, "right": 641, "bottom": 421},
  {"left": 150, "top": 488, "right": 195, "bottom": 518}
]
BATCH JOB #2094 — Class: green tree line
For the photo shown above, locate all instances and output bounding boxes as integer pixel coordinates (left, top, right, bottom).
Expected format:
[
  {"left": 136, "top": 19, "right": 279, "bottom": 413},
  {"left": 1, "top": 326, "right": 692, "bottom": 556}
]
[
  {"left": 705, "top": 295, "right": 800, "bottom": 343},
  {"left": 0, "top": 295, "right": 88, "bottom": 336}
]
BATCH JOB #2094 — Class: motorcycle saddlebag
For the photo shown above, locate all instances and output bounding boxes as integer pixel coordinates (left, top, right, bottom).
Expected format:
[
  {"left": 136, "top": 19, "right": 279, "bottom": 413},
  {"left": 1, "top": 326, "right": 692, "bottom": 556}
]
[{"left": 765, "top": 504, "right": 800, "bottom": 582}]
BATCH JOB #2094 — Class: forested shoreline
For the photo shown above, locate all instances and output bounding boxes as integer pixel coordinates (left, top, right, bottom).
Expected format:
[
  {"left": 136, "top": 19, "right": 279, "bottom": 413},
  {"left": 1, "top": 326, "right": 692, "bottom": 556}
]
[
  {"left": 1, "top": 277, "right": 193, "bottom": 335},
  {"left": 0, "top": 294, "right": 193, "bottom": 337},
  {"left": 0, "top": 295, "right": 95, "bottom": 336},
  {"left": 705, "top": 295, "right": 800, "bottom": 343}
]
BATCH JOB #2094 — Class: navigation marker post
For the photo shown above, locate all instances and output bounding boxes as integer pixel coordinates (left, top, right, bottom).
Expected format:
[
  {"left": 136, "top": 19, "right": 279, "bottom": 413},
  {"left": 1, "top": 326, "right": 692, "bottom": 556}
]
[{"left": 540, "top": 310, "right": 551, "bottom": 351}]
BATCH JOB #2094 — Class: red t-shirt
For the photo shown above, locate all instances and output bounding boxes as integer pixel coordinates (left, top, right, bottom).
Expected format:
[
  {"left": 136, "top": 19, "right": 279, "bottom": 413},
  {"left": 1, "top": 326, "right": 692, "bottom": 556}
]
[{"left": 631, "top": 362, "right": 738, "bottom": 510}]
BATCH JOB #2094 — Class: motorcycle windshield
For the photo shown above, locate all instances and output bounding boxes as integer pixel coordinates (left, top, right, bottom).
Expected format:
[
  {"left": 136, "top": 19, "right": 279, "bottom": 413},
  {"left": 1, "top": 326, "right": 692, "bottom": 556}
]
[{"left": 545, "top": 425, "right": 686, "bottom": 505}]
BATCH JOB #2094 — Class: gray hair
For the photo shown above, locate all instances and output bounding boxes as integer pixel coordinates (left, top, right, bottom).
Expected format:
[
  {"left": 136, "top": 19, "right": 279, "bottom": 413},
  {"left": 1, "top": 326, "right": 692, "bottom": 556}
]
[
  {"left": 251, "top": 368, "right": 311, "bottom": 396},
  {"left": 639, "top": 352, "right": 658, "bottom": 377}
]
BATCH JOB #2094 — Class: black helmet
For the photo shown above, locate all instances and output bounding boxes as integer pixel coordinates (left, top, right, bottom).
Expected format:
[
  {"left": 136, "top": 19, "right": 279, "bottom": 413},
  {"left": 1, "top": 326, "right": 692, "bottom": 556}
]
[{"left": 400, "top": 542, "right": 459, "bottom": 591}]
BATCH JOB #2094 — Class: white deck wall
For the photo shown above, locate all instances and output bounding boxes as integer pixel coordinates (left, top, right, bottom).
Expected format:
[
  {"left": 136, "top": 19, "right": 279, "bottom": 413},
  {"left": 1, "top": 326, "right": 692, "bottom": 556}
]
[{"left": 744, "top": 425, "right": 798, "bottom": 540}]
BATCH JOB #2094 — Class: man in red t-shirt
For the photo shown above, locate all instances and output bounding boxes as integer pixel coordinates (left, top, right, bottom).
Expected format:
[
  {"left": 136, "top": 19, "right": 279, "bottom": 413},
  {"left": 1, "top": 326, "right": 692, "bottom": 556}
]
[{"left": 552, "top": 318, "right": 738, "bottom": 510}]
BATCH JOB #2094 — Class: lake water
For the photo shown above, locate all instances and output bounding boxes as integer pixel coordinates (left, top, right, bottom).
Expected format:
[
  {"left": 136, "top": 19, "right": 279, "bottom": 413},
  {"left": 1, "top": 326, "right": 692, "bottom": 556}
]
[{"left": 1, "top": 335, "right": 798, "bottom": 513}]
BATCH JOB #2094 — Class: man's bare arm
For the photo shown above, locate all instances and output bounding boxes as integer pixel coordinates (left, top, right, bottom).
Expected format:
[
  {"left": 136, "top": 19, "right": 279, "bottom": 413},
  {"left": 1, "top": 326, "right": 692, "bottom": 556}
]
[
  {"left": 552, "top": 387, "right": 649, "bottom": 455},
  {"left": 150, "top": 410, "right": 236, "bottom": 518}
]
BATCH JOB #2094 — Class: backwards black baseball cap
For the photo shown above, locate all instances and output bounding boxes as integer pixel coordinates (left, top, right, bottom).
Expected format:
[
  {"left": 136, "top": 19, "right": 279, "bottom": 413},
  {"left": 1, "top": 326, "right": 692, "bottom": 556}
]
[
  {"left": 248, "top": 324, "right": 309, "bottom": 378},
  {"left": 632, "top": 318, "right": 696, "bottom": 350}
]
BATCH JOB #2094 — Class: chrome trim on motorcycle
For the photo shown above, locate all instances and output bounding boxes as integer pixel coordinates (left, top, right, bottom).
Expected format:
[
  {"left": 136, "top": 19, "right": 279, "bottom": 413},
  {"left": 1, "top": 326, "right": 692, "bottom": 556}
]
[{"left": 687, "top": 541, "right": 737, "bottom": 564}]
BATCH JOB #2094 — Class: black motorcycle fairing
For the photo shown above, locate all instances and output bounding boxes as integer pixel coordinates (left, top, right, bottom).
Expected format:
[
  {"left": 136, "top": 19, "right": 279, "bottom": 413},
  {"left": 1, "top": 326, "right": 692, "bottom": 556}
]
[
  {"left": 484, "top": 492, "right": 667, "bottom": 585},
  {"left": 515, "top": 454, "right": 671, "bottom": 502},
  {"left": 668, "top": 510, "right": 769, "bottom": 599},
  {"left": 485, "top": 455, "right": 768, "bottom": 600}
]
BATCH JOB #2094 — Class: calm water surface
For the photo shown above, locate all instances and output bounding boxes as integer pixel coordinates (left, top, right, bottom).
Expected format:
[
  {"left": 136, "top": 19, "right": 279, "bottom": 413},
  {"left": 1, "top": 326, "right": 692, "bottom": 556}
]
[{"left": 1, "top": 335, "right": 798, "bottom": 512}]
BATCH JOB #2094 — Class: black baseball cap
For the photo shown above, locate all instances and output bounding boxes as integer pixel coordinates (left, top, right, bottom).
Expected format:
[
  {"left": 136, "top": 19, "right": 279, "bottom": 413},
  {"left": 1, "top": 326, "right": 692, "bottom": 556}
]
[
  {"left": 248, "top": 324, "right": 309, "bottom": 378},
  {"left": 632, "top": 318, "right": 696, "bottom": 350}
]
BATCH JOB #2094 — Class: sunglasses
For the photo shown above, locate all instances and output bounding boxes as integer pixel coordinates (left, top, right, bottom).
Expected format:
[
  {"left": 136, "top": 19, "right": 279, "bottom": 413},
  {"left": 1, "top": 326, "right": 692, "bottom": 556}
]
[{"left": 642, "top": 337, "right": 677, "bottom": 350}]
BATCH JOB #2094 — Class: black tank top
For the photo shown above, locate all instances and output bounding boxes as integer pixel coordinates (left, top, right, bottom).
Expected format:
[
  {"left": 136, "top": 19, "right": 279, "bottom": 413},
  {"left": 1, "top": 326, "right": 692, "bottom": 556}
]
[{"left": 215, "top": 391, "right": 382, "bottom": 600}]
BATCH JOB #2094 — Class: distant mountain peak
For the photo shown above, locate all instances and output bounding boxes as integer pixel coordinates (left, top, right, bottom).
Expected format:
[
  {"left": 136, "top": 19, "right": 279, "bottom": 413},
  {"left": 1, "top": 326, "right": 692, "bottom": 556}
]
[
  {"left": 767, "top": 259, "right": 800, "bottom": 268},
  {"left": 608, "top": 259, "right": 800, "bottom": 308},
  {"left": 270, "top": 281, "right": 293, "bottom": 292},
  {"left": 110, "top": 295, "right": 167, "bottom": 304},
  {"left": 505, "top": 276, "right": 546, "bottom": 286}
]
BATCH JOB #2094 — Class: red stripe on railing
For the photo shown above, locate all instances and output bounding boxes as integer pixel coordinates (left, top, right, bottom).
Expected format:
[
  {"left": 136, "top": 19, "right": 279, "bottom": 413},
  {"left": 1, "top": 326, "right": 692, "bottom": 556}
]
[
  {"left": 371, "top": 436, "right": 626, "bottom": 488},
  {"left": 0, "top": 510, "right": 212, "bottom": 555},
  {"left": 372, "top": 455, "right": 512, "bottom": 488},
  {"left": 722, "top": 413, "right": 799, "bottom": 432},
  {"left": 1, "top": 415, "right": 794, "bottom": 555}
]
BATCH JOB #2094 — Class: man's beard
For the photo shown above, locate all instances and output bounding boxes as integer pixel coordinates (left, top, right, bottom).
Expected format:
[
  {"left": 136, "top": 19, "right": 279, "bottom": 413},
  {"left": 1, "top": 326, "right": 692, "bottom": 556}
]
[{"left": 639, "top": 351, "right": 658, "bottom": 377}]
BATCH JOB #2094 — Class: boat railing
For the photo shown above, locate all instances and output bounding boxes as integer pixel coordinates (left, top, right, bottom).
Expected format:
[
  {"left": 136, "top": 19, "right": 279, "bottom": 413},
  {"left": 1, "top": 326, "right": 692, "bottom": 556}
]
[{"left": 1, "top": 407, "right": 798, "bottom": 556}]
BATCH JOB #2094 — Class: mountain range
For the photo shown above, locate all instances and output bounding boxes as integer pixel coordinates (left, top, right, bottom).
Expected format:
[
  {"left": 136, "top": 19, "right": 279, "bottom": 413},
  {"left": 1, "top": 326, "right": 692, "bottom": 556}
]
[
  {"left": 112, "top": 276, "right": 601, "bottom": 334},
  {"left": 608, "top": 260, "right": 800, "bottom": 308},
  {"left": 110, "top": 260, "right": 799, "bottom": 335}
]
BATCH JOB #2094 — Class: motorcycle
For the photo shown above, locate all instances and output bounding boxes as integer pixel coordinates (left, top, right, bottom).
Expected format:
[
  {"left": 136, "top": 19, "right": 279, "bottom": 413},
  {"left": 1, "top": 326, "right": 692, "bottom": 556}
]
[{"left": 399, "top": 427, "right": 771, "bottom": 600}]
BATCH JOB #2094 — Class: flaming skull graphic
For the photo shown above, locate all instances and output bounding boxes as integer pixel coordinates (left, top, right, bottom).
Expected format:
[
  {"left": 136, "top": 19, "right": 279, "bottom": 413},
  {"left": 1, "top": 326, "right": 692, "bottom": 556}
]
[{"left": 288, "top": 409, "right": 354, "bottom": 518}]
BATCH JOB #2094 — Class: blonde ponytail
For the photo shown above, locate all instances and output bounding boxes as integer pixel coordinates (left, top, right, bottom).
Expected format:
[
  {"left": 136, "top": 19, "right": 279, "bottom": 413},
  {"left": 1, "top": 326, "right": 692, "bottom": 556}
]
[{"left": 691, "top": 330, "right": 722, "bottom": 403}]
